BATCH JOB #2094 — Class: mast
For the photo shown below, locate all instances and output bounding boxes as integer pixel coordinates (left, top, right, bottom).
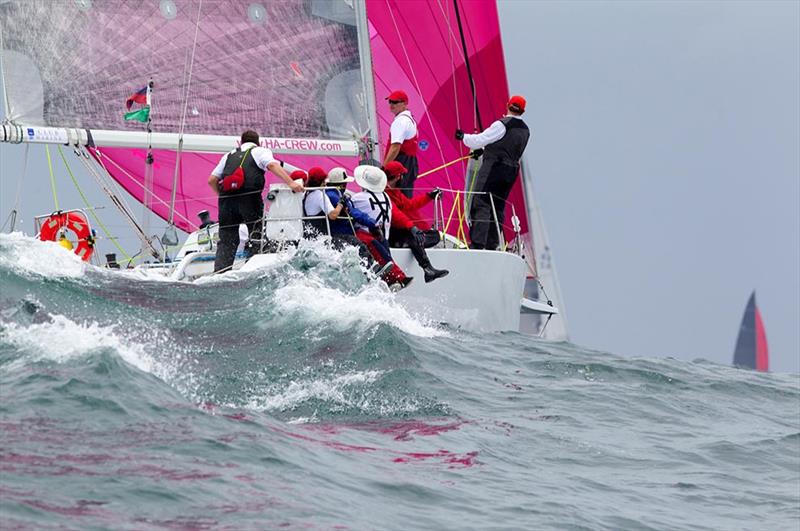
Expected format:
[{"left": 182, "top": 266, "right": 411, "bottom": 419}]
[{"left": 354, "top": 0, "right": 381, "bottom": 163}]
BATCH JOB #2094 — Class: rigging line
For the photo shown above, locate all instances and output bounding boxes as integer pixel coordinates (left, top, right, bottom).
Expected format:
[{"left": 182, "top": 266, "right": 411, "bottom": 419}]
[
  {"left": 94, "top": 149, "right": 195, "bottom": 228},
  {"left": 78, "top": 152, "right": 153, "bottom": 263},
  {"left": 452, "top": 0, "right": 482, "bottom": 130},
  {"left": 0, "top": 21, "right": 11, "bottom": 121},
  {"left": 416, "top": 155, "right": 470, "bottom": 179},
  {"left": 78, "top": 151, "right": 147, "bottom": 235},
  {"left": 56, "top": 146, "right": 131, "bottom": 261},
  {"left": 82, "top": 150, "right": 153, "bottom": 235},
  {"left": 169, "top": 0, "right": 204, "bottom": 225},
  {"left": 45, "top": 145, "right": 60, "bottom": 211},
  {"left": 141, "top": 79, "right": 155, "bottom": 257},
  {"left": 538, "top": 313, "right": 554, "bottom": 338},
  {"left": 435, "top": 0, "right": 471, "bottom": 177},
  {"left": 82, "top": 146, "right": 156, "bottom": 232},
  {"left": 437, "top": 0, "right": 461, "bottom": 129},
  {"left": 1, "top": 144, "right": 29, "bottom": 232},
  {"left": 385, "top": 0, "right": 454, "bottom": 191}
]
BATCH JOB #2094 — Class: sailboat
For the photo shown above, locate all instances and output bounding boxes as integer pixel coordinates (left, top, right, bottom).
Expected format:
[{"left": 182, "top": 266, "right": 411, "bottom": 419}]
[
  {"left": 0, "top": 0, "right": 566, "bottom": 335},
  {"left": 732, "top": 291, "right": 769, "bottom": 372}
]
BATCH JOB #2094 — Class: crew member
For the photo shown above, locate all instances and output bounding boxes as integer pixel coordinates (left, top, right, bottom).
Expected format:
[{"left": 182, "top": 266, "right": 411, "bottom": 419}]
[
  {"left": 208, "top": 130, "right": 303, "bottom": 272},
  {"left": 383, "top": 90, "right": 418, "bottom": 198},
  {"left": 456, "top": 95, "right": 530, "bottom": 250},
  {"left": 323, "top": 167, "right": 378, "bottom": 264},
  {"left": 350, "top": 165, "right": 413, "bottom": 290},
  {"left": 383, "top": 161, "right": 449, "bottom": 283},
  {"left": 290, "top": 169, "right": 308, "bottom": 184},
  {"left": 302, "top": 167, "right": 345, "bottom": 237}
]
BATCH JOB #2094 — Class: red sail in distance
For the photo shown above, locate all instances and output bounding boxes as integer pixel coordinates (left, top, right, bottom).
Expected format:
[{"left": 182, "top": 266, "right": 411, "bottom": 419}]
[{"left": 732, "top": 291, "right": 769, "bottom": 372}]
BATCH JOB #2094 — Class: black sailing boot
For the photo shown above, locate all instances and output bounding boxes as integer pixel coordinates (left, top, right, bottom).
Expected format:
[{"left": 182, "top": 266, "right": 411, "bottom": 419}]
[{"left": 423, "top": 265, "right": 449, "bottom": 283}]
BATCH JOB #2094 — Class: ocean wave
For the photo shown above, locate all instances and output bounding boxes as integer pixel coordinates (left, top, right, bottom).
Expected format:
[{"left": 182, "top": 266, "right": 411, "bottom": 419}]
[
  {"left": 0, "top": 312, "right": 180, "bottom": 385},
  {"left": 0, "top": 232, "right": 87, "bottom": 279}
]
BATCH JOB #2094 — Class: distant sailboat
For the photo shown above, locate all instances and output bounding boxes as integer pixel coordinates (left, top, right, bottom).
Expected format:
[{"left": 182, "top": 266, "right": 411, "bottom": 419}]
[{"left": 732, "top": 291, "right": 769, "bottom": 371}]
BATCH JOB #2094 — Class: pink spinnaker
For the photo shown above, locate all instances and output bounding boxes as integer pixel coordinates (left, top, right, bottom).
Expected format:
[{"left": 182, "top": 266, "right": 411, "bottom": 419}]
[{"left": 89, "top": 0, "right": 527, "bottom": 239}]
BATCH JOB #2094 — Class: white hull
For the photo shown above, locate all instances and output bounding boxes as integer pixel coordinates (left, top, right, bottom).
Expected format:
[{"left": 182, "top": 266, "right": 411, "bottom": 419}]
[
  {"left": 131, "top": 182, "right": 558, "bottom": 331},
  {"left": 391, "top": 248, "right": 526, "bottom": 332},
  {"left": 135, "top": 241, "right": 554, "bottom": 332}
]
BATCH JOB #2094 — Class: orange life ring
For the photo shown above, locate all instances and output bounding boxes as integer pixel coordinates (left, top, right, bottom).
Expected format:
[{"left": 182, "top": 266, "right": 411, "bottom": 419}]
[{"left": 38, "top": 211, "right": 95, "bottom": 262}]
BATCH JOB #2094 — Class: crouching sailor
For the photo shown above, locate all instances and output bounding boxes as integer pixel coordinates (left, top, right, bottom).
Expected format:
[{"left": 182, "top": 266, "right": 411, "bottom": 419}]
[
  {"left": 455, "top": 95, "right": 530, "bottom": 250},
  {"left": 302, "top": 167, "right": 346, "bottom": 238},
  {"left": 321, "top": 167, "right": 377, "bottom": 264},
  {"left": 208, "top": 130, "right": 304, "bottom": 273},
  {"left": 350, "top": 165, "right": 413, "bottom": 290},
  {"left": 383, "top": 161, "right": 449, "bottom": 283}
]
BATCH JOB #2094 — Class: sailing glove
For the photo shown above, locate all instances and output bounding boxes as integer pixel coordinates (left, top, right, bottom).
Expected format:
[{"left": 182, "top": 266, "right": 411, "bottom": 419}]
[
  {"left": 454, "top": 129, "right": 465, "bottom": 141},
  {"left": 470, "top": 148, "right": 484, "bottom": 160},
  {"left": 427, "top": 188, "right": 442, "bottom": 199}
]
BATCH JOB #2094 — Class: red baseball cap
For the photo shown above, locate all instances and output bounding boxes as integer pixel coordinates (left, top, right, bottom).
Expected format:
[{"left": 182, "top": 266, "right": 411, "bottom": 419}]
[
  {"left": 385, "top": 90, "right": 408, "bottom": 103},
  {"left": 290, "top": 170, "right": 308, "bottom": 182},
  {"left": 383, "top": 160, "right": 408, "bottom": 177},
  {"left": 307, "top": 166, "right": 327, "bottom": 186},
  {"left": 507, "top": 95, "right": 526, "bottom": 113}
]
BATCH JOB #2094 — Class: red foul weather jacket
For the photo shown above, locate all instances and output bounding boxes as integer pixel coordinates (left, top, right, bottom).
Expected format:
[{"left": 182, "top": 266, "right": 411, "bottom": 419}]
[{"left": 386, "top": 187, "right": 432, "bottom": 231}]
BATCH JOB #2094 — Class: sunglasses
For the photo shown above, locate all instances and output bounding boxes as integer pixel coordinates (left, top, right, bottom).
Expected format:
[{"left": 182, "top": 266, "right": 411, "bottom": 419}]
[{"left": 387, "top": 99, "right": 404, "bottom": 105}]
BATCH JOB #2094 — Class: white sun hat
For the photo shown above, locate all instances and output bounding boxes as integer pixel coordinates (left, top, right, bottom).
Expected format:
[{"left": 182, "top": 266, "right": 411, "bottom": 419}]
[
  {"left": 326, "top": 166, "right": 355, "bottom": 184},
  {"left": 354, "top": 165, "right": 387, "bottom": 193}
]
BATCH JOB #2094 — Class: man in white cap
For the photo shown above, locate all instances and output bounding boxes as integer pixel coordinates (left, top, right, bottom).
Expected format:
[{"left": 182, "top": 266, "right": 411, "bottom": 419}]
[
  {"left": 455, "top": 95, "right": 530, "bottom": 250},
  {"left": 350, "top": 165, "right": 412, "bottom": 289}
]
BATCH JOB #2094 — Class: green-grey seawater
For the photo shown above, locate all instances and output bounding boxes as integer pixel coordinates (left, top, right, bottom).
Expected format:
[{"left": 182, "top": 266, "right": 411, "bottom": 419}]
[{"left": 1, "top": 233, "right": 798, "bottom": 530}]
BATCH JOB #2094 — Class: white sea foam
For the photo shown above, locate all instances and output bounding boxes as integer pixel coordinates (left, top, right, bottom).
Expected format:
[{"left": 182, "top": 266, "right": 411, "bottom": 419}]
[
  {"left": 273, "top": 278, "right": 446, "bottom": 338},
  {"left": 0, "top": 313, "right": 171, "bottom": 380},
  {"left": 0, "top": 232, "right": 87, "bottom": 279},
  {"left": 244, "top": 370, "right": 383, "bottom": 412}
]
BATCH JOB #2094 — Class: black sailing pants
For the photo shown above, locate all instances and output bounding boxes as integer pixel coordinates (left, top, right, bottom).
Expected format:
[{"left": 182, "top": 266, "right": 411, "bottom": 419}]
[
  {"left": 395, "top": 152, "right": 419, "bottom": 199},
  {"left": 389, "top": 227, "right": 431, "bottom": 268},
  {"left": 214, "top": 192, "right": 264, "bottom": 273},
  {"left": 469, "top": 159, "right": 518, "bottom": 251}
]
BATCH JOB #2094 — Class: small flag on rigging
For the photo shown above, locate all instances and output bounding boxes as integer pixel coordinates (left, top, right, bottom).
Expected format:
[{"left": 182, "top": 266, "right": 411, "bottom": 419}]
[
  {"left": 124, "top": 84, "right": 151, "bottom": 123},
  {"left": 125, "top": 86, "right": 148, "bottom": 110}
]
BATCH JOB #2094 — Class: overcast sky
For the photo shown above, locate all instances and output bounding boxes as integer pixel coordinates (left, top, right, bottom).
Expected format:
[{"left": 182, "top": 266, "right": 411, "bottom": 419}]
[
  {"left": 498, "top": 0, "right": 799, "bottom": 372},
  {"left": 1, "top": 1, "right": 798, "bottom": 372}
]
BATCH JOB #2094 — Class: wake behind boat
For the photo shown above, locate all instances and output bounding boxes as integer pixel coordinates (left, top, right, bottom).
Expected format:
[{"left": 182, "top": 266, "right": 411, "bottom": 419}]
[{"left": 0, "top": 0, "right": 566, "bottom": 336}]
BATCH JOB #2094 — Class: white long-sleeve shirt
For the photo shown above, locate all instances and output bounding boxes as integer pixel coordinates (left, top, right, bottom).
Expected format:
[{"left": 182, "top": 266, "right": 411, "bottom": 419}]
[
  {"left": 462, "top": 115, "right": 514, "bottom": 150},
  {"left": 210, "top": 142, "right": 277, "bottom": 177}
]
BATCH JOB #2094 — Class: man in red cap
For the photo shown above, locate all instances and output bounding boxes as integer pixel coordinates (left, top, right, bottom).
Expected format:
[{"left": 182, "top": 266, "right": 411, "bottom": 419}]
[
  {"left": 383, "top": 89, "right": 418, "bottom": 199},
  {"left": 455, "top": 95, "right": 530, "bottom": 250},
  {"left": 290, "top": 169, "right": 308, "bottom": 183},
  {"left": 384, "top": 160, "right": 449, "bottom": 283}
]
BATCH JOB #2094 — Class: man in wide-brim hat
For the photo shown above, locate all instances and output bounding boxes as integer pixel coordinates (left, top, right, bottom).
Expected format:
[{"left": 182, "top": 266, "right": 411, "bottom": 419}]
[{"left": 349, "top": 165, "right": 412, "bottom": 289}]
